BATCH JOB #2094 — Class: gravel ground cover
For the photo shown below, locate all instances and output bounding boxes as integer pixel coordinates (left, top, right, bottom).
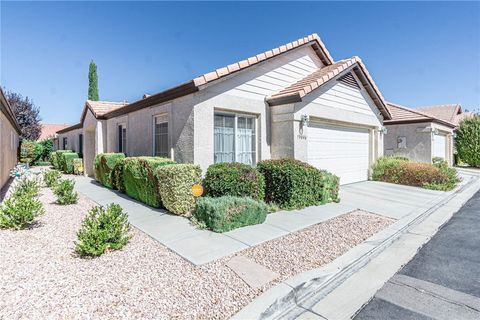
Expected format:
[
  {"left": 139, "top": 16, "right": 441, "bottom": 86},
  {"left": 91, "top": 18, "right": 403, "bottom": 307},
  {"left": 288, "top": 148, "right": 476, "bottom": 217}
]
[{"left": 0, "top": 182, "right": 392, "bottom": 319}]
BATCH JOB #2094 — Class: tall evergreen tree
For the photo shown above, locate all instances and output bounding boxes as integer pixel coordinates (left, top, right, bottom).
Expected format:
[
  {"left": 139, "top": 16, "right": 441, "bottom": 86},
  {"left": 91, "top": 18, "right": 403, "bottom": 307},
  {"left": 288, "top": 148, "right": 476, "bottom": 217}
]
[{"left": 88, "top": 60, "right": 99, "bottom": 101}]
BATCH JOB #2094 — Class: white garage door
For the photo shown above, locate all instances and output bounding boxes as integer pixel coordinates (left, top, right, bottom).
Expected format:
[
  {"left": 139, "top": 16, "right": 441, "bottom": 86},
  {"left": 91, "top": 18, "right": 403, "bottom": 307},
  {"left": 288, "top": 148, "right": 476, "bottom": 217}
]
[
  {"left": 433, "top": 134, "right": 447, "bottom": 160},
  {"left": 307, "top": 123, "right": 370, "bottom": 185}
]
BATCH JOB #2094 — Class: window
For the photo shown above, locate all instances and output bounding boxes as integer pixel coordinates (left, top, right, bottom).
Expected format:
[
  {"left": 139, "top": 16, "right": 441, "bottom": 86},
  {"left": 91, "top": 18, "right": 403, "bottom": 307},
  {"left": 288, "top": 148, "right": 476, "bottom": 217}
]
[
  {"left": 118, "top": 124, "right": 126, "bottom": 154},
  {"left": 78, "top": 134, "right": 83, "bottom": 156},
  {"left": 154, "top": 115, "right": 168, "bottom": 157},
  {"left": 214, "top": 113, "right": 256, "bottom": 165},
  {"left": 62, "top": 137, "right": 67, "bottom": 150}
]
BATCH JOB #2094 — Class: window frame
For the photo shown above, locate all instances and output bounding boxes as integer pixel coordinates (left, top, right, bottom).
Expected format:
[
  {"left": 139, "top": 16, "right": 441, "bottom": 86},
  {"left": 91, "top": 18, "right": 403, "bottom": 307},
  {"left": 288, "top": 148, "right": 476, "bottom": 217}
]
[
  {"left": 78, "top": 133, "right": 83, "bottom": 155},
  {"left": 214, "top": 111, "right": 258, "bottom": 165},
  {"left": 152, "top": 114, "right": 169, "bottom": 158},
  {"left": 118, "top": 123, "right": 127, "bottom": 154},
  {"left": 62, "top": 137, "right": 67, "bottom": 150}
]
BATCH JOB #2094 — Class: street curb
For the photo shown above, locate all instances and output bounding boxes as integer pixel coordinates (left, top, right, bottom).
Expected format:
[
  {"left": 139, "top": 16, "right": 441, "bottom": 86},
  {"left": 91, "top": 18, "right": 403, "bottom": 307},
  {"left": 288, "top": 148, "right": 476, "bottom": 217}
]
[{"left": 232, "top": 172, "right": 480, "bottom": 320}]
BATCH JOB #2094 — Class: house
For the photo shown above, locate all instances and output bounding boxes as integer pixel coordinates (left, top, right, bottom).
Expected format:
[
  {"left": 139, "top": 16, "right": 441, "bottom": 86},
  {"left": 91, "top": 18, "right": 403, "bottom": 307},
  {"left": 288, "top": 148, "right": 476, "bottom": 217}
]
[
  {"left": 57, "top": 34, "right": 392, "bottom": 185},
  {"left": 416, "top": 104, "right": 476, "bottom": 128},
  {"left": 383, "top": 102, "right": 456, "bottom": 165},
  {"left": 38, "top": 124, "right": 71, "bottom": 151},
  {"left": 0, "top": 88, "right": 21, "bottom": 190}
]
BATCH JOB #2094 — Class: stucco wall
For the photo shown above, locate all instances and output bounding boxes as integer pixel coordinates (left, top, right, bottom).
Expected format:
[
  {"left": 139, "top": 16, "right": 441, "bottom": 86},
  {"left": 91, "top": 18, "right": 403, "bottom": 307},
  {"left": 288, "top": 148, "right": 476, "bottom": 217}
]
[
  {"left": 384, "top": 122, "right": 433, "bottom": 163},
  {"left": 0, "top": 112, "right": 19, "bottom": 189},
  {"left": 56, "top": 128, "right": 83, "bottom": 153}
]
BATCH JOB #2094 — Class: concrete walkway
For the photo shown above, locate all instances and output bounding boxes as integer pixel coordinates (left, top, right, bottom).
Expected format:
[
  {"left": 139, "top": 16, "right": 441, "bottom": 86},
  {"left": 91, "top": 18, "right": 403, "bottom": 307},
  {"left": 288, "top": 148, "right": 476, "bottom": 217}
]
[{"left": 74, "top": 175, "right": 452, "bottom": 266}]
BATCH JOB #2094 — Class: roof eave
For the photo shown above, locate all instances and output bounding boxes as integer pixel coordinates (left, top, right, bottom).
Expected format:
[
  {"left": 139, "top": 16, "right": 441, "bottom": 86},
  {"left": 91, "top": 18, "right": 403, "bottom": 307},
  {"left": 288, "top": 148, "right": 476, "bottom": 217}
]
[
  {"left": 267, "top": 93, "right": 303, "bottom": 106},
  {"left": 56, "top": 123, "right": 83, "bottom": 134}
]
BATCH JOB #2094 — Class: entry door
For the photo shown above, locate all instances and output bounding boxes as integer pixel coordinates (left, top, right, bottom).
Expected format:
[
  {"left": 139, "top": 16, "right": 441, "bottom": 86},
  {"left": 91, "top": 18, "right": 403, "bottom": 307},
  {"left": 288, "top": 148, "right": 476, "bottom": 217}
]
[
  {"left": 307, "top": 123, "right": 370, "bottom": 185},
  {"left": 433, "top": 134, "right": 447, "bottom": 160}
]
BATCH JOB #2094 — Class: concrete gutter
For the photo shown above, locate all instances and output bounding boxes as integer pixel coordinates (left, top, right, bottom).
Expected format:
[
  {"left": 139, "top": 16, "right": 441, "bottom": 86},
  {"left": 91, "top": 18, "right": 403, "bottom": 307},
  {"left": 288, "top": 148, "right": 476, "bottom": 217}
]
[{"left": 232, "top": 169, "right": 480, "bottom": 320}]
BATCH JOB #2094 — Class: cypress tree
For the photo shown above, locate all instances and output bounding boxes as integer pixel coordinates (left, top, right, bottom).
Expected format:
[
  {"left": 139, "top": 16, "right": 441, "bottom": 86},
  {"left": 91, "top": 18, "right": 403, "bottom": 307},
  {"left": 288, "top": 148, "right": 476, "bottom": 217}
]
[{"left": 88, "top": 60, "right": 99, "bottom": 101}]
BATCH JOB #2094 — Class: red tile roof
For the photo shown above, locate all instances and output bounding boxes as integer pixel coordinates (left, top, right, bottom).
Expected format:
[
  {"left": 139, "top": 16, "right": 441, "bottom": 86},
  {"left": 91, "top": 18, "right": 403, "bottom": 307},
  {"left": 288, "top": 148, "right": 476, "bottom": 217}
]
[
  {"left": 56, "top": 123, "right": 82, "bottom": 134},
  {"left": 38, "top": 123, "right": 70, "bottom": 140},
  {"left": 80, "top": 100, "right": 128, "bottom": 122},
  {"left": 385, "top": 102, "right": 456, "bottom": 128},
  {"left": 266, "top": 56, "right": 392, "bottom": 119}
]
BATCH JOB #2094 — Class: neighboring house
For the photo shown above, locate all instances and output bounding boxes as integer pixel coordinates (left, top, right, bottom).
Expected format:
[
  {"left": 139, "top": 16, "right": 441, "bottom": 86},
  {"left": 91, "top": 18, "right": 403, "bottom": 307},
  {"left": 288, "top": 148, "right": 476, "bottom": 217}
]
[
  {"left": 383, "top": 102, "right": 456, "bottom": 165},
  {"left": 0, "top": 88, "right": 21, "bottom": 190},
  {"left": 57, "top": 34, "right": 392, "bottom": 184},
  {"left": 416, "top": 104, "right": 476, "bottom": 128},
  {"left": 38, "top": 124, "right": 70, "bottom": 150}
]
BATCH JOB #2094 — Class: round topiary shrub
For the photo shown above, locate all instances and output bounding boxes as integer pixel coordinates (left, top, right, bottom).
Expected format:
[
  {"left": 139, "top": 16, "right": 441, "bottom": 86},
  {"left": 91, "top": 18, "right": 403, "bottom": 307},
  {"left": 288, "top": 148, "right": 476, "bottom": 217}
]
[
  {"left": 455, "top": 116, "right": 480, "bottom": 167},
  {"left": 204, "top": 162, "right": 265, "bottom": 201}
]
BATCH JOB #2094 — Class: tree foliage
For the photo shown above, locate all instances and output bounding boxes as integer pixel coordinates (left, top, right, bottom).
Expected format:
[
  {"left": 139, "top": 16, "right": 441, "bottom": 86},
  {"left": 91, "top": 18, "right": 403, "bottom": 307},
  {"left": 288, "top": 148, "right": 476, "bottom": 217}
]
[
  {"left": 5, "top": 90, "right": 41, "bottom": 140},
  {"left": 88, "top": 60, "right": 99, "bottom": 101},
  {"left": 455, "top": 116, "right": 480, "bottom": 167}
]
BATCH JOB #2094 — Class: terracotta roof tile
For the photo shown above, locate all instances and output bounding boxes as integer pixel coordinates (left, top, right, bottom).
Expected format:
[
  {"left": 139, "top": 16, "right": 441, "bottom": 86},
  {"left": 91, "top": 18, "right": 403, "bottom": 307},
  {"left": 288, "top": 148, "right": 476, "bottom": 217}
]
[
  {"left": 86, "top": 100, "right": 128, "bottom": 117},
  {"left": 385, "top": 102, "right": 456, "bottom": 128},
  {"left": 416, "top": 104, "right": 461, "bottom": 123},
  {"left": 38, "top": 123, "right": 70, "bottom": 140}
]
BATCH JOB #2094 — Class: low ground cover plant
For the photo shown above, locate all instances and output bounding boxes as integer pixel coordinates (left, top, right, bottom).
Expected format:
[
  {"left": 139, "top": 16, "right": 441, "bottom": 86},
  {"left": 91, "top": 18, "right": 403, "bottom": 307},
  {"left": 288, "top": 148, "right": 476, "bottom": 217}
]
[
  {"left": 193, "top": 196, "right": 267, "bottom": 232},
  {"left": 74, "top": 203, "right": 131, "bottom": 257},
  {"left": 13, "top": 176, "right": 41, "bottom": 197},
  {"left": 156, "top": 164, "right": 202, "bottom": 215},
  {"left": 54, "top": 179, "right": 78, "bottom": 204},
  {"left": 0, "top": 193, "right": 44, "bottom": 230},
  {"left": 204, "top": 162, "right": 265, "bottom": 200},
  {"left": 372, "top": 156, "right": 459, "bottom": 191},
  {"left": 43, "top": 170, "right": 61, "bottom": 188},
  {"left": 94, "top": 153, "right": 125, "bottom": 188},
  {"left": 257, "top": 158, "right": 339, "bottom": 210},
  {"left": 123, "top": 157, "right": 175, "bottom": 207},
  {"left": 455, "top": 116, "right": 480, "bottom": 167}
]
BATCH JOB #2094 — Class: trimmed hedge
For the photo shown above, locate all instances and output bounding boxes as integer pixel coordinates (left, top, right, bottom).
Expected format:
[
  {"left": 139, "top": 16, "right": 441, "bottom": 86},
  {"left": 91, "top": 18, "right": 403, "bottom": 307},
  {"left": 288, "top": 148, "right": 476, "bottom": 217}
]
[
  {"left": 123, "top": 157, "right": 176, "bottom": 207},
  {"left": 73, "top": 158, "right": 84, "bottom": 175},
  {"left": 372, "top": 157, "right": 459, "bottom": 191},
  {"left": 63, "top": 153, "right": 79, "bottom": 173},
  {"left": 204, "top": 162, "right": 265, "bottom": 200},
  {"left": 155, "top": 164, "right": 202, "bottom": 215},
  {"left": 55, "top": 150, "right": 73, "bottom": 171},
  {"left": 257, "top": 158, "right": 339, "bottom": 210},
  {"left": 193, "top": 196, "right": 268, "bottom": 232},
  {"left": 94, "top": 153, "right": 125, "bottom": 188},
  {"left": 111, "top": 158, "right": 126, "bottom": 192}
]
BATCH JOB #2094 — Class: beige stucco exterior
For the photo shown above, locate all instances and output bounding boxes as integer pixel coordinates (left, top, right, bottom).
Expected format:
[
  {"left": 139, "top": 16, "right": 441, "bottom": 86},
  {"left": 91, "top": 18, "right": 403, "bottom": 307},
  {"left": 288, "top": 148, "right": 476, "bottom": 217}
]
[
  {"left": 384, "top": 121, "right": 454, "bottom": 165},
  {"left": 0, "top": 103, "right": 20, "bottom": 190}
]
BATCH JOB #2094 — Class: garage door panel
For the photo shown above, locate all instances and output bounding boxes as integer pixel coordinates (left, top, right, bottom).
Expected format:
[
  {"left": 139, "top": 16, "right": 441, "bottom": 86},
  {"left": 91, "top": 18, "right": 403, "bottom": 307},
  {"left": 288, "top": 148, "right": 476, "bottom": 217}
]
[{"left": 307, "top": 123, "right": 370, "bottom": 185}]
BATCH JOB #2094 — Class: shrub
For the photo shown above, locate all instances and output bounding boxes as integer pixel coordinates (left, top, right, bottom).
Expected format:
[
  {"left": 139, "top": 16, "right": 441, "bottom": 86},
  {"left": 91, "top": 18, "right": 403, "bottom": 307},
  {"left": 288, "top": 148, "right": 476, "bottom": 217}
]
[
  {"left": 55, "top": 150, "right": 73, "bottom": 171},
  {"left": 39, "top": 139, "right": 54, "bottom": 161},
  {"left": 204, "top": 163, "right": 265, "bottom": 200},
  {"left": 155, "top": 164, "right": 202, "bottom": 215},
  {"left": 111, "top": 158, "right": 126, "bottom": 192},
  {"left": 63, "top": 152, "right": 79, "bottom": 173},
  {"left": 373, "top": 160, "right": 459, "bottom": 191},
  {"left": 0, "top": 194, "right": 44, "bottom": 230},
  {"left": 20, "top": 140, "right": 43, "bottom": 165},
  {"left": 13, "top": 177, "right": 41, "bottom": 197},
  {"left": 34, "top": 161, "right": 51, "bottom": 166},
  {"left": 455, "top": 116, "right": 480, "bottom": 167},
  {"left": 43, "top": 170, "right": 61, "bottom": 188},
  {"left": 94, "top": 153, "right": 125, "bottom": 188},
  {"left": 50, "top": 152, "right": 59, "bottom": 169},
  {"left": 257, "top": 158, "right": 339, "bottom": 210},
  {"left": 74, "top": 203, "right": 131, "bottom": 257},
  {"left": 54, "top": 179, "right": 78, "bottom": 204},
  {"left": 371, "top": 156, "right": 410, "bottom": 181},
  {"left": 193, "top": 196, "right": 268, "bottom": 232},
  {"left": 73, "top": 158, "right": 84, "bottom": 175},
  {"left": 123, "top": 157, "right": 176, "bottom": 207}
]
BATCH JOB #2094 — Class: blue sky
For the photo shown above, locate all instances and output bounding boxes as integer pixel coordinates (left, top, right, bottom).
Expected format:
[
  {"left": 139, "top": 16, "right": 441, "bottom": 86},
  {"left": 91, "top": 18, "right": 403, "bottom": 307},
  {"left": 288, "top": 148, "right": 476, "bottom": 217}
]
[{"left": 1, "top": 1, "right": 479, "bottom": 124}]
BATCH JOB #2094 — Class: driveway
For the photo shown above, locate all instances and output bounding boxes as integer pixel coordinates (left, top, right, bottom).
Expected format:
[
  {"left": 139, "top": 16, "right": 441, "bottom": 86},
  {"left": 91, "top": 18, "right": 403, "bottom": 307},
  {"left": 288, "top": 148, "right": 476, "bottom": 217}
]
[{"left": 354, "top": 189, "right": 480, "bottom": 320}]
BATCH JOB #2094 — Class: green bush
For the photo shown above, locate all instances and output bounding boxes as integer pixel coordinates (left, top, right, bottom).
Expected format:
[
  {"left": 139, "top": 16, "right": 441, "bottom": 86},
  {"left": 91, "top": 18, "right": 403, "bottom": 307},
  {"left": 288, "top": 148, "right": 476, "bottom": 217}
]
[
  {"left": 372, "top": 158, "right": 459, "bottom": 191},
  {"left": 0, "top": 194, "right": 44, "bottom": 230},
  {"left": 455, "top": 116, "right": 480, "bottom": 167},
  {"left": 257, "top": 158, "right": 339, "bottom": 210},
  {"left": 49, "top": 152, "right": 59, "bottom": 169},
  {"left": 54, "top": 179, "right": 78, "bottom": 205},
  {"left": 204, "top": 162, "right": 265, "bottom": 200},
  {"left": 73, "top": 158, "right": 84, "bottom": 175},
  {"left": 94, "top": 153, "right": 125, "bottom": 188},
  {"left": 123, "top": 157, "right": 175, "bottom": 207},
  {"left": 74, "top": 203, "right": 131, "bottom": 257},
  {"left": 20, "top": 140, "right": 43, "bottom": 165},
  {"left": 63, "top": 152, "right": 79, "bottom": 173},
  {"left": 43, "top": 170, "right": 61, "bottom": 188},
  {"left": 155, "top": 164, "right": 202, "bottom": 215},
  {"left": 111, "top": 158, "right": 126, "bottom": 192},
  {"left": 55, "top": 150, "right": 73, "bottom": 171},
  {"left": 371, "top": 156, "right": 410, "bottom": 181},
  {"left": 39, "top": 139, "right": 54, "bottom": 161},
  {"left": 193, "top": 196, "right": 268, "bottom": 232},
  {"left": 13, "top": 177, "right": 41, "bottom": 198}
]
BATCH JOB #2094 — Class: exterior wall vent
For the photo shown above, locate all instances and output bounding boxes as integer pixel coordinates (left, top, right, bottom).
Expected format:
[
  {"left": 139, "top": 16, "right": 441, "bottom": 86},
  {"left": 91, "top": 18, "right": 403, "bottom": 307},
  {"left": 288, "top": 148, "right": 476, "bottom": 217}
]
[{"left": 338, "top": 73, "right": 360, "bottom": 89}]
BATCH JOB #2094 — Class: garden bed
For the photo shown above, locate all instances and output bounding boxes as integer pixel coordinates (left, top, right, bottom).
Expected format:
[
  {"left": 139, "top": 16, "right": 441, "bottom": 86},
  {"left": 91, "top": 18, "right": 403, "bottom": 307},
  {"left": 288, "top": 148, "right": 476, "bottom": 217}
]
[{"left": 0, "top": 182, "right": 392, "bottom": 319}]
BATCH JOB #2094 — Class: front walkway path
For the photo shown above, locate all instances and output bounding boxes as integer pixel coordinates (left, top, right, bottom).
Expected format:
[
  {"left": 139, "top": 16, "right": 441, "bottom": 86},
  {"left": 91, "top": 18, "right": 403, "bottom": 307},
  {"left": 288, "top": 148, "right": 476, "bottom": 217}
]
[{"left": 74, "top": 175, "right": 453, "bottom": 266}]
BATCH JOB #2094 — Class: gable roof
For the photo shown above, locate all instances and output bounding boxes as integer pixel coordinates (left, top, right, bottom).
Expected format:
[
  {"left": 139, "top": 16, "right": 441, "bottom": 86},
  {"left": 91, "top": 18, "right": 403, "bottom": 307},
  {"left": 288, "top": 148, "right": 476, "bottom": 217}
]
[
  {"left": 80, "top": 100, "right": 128, "bottom": 122},
  {"left": 0, "top": 88, "right": 21, "bottom": 134},
  {"left": 38, "top": 123, "right": 70, "bottom": 140},
  {"left": 102, "top": 33, "right": 334, "bottom": 120},
  {"left": 56, "top": 123, "right": 82, "bottom": 134},
  {"left": 416, "top": 104, "right": 461, "bottom": 124},
  {"left": 266, "top": 56, "right": 391, "bottom": 119},
  {"left": 385, "top": 102, "right": 456, "bottom": 128}
]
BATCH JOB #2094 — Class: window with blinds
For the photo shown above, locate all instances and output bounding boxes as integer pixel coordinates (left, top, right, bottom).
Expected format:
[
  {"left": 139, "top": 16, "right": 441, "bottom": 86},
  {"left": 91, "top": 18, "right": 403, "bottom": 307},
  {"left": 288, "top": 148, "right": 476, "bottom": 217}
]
[{"left": 154, "top": 115, "right": 168, "bottom": 157}]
